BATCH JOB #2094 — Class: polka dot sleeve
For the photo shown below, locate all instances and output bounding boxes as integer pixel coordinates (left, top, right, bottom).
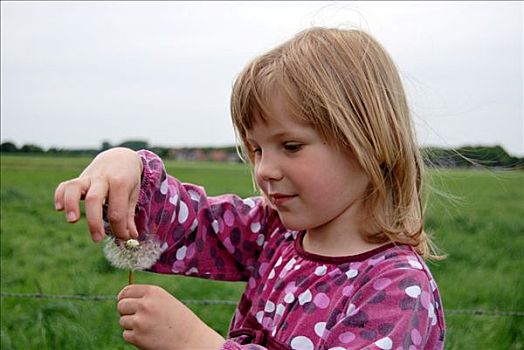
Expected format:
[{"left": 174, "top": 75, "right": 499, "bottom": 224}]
[{"left": 134, "top": 149, "right": 276, "bottom": 281}]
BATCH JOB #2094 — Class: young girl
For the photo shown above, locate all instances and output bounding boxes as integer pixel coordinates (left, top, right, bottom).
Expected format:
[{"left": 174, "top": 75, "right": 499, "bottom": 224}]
[{"left": 55, "top": 27, "right": 445, "bottom": 349}]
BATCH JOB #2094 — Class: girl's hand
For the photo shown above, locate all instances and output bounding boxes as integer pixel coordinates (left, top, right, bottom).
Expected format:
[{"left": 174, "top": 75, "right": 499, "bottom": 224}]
[
  {"left": 117, "top": 285, "right": 225, "bottom": 350},
  {"left": 54, "top": 147, "right": 143, "bottom": 242}
]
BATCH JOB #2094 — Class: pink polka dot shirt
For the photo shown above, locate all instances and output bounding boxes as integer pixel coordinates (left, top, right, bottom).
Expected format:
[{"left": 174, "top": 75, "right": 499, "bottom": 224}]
[{"left": 134, "top": 150, "right": 445, "bottom": 350}]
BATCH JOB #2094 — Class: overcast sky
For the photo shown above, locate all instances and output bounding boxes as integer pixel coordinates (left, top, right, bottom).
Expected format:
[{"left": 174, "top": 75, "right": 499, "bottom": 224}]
[{"left": 1, "top": 1, "right": 523, "bottom": 156}]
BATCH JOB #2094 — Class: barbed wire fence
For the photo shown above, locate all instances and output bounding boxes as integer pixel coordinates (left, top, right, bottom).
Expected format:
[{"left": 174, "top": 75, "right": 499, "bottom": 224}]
[{"left": 2, "top": 292, "right": 523, "bottom": 317}]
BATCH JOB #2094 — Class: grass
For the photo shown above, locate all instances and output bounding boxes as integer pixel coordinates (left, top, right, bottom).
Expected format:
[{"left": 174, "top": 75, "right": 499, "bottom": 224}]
[{"left": 1, "top": 155, "right": 523, "bottom": 349}]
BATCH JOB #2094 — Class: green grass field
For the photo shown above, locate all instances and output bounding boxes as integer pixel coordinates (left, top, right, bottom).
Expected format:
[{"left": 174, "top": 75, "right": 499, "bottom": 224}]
[{"left": 1, "top": 155, "right": 523, "bottom": 349}]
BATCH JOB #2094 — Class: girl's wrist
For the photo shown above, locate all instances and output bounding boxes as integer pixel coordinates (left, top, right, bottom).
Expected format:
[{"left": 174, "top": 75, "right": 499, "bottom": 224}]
[{"left": 198, "top": 325, "right": 226, "bottom": 349}]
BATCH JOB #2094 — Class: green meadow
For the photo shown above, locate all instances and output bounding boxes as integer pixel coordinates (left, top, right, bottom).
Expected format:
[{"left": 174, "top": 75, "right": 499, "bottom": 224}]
[{"left": 1, "top": 155, "right": 523, "bottom": 349}]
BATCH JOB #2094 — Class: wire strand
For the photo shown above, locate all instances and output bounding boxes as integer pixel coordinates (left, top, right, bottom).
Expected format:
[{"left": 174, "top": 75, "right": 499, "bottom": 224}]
[
  {"left": 0, "top": 292, "right": 238, "bottom": 305},
  {"left": 1, "top": 292, "right": 522, "bottom": 316}
]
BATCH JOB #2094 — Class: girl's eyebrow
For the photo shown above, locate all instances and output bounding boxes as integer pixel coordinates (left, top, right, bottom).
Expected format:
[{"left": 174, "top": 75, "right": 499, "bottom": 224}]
[{"left": 246, "top": 129, "right": 307, "bottom": 144}]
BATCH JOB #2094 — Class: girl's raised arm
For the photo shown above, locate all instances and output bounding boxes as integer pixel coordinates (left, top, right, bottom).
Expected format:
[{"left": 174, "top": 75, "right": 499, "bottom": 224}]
[{"left": 133, "top": 149, "right": 276, "bottom": 281}]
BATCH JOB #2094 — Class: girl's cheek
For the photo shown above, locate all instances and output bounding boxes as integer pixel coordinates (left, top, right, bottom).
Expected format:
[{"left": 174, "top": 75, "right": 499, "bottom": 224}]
[{"left": 254, "top": 175, "right": 268, "bottom": 195}]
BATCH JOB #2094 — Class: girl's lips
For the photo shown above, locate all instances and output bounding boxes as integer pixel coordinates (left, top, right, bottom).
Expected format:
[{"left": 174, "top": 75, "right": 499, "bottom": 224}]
[{"left": 269, "top": 193, "right": 297, "bottom": 206}]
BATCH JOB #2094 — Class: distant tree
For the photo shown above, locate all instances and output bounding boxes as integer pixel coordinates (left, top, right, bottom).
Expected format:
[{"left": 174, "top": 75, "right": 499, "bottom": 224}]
[
  {"left": 47, "top": 147, "right": 61, "bottom": 153},
  {"left": 1, "top": 142, "right": 18, "bottom": 152},
  {"left": 118, "top": 140, "right": 149, "bottom": 151},
  {"left": 150, "top": 147, "right": 169, "bottom": 158},
  {"left": 423, "top": 145, "right": 522, "bottom": 169},
  {"left": 101, "top": 141, "right": 112, "bottom": 151},
  {"left": 20, "top": 144, "right": 44, "bottom": 153}
]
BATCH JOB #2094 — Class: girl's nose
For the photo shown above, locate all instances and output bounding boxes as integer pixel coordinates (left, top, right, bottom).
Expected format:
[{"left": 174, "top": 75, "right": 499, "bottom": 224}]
[{"left": 256, "top": 152, "right": 283, "bottom": 182}]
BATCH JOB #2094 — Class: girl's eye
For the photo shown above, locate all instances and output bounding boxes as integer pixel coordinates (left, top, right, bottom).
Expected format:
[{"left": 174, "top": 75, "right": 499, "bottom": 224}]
[
  {"left": 283, "top": 143, "right": 303, "bottom": 152},
  {"left": 251, "top": 146, "right": 262, "bottom": 155}
]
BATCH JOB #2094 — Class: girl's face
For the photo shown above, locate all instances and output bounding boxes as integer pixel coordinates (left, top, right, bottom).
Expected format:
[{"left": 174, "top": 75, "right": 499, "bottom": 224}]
[{"left": 245, "top": 93, "right": 370, "bottom": 233}]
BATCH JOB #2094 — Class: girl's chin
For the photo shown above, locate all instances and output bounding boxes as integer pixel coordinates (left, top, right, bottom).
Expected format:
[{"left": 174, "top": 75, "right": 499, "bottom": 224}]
[{"left": 277, "top": 216, "right": 309, "bottom": 232}]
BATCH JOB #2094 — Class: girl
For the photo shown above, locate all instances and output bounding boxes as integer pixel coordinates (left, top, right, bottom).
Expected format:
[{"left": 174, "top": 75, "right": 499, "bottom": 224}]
[{"left": 55, "top": 27, "right": 445, "bottom": 349}]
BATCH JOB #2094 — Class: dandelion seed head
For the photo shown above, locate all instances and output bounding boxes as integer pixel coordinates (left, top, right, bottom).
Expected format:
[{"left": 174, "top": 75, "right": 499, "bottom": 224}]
[{"left": 103, "top": 235, "right": 163, "bottom": 271}]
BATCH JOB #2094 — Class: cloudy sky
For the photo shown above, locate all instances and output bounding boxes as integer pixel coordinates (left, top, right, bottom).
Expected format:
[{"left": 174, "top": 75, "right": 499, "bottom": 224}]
[{"left": 1, "top": 1, "right": 523, "bottom": 156}]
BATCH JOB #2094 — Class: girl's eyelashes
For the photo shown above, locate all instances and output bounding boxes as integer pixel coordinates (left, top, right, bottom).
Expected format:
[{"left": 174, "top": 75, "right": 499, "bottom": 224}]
[
  {"left": 246, "top": 142, "right": 303, "bottom": 154},
  {"left": 247, "top": 144, "right": 261, "bottom": 155},
  {"left": 283, "top": 143, "right": 303, "bottom": 152}
]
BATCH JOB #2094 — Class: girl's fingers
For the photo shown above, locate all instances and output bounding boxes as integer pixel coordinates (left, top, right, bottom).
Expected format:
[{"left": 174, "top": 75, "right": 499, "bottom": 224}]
[
  {"left": 61, "top": 177, "right": 91, "bottom": 223},
  {"left": 54, "top": 182, "right": 66, "bottom": 211},
  {"left": 118, "top": 298, "right": 139, "bottom": 316},
  {"left": 119, "top": 315, "right": 135, "bottom": 330},
  {"left": 84, "top": 179, "right": 109, "bottom": 242},
  {"left": 127, "top": 186, "right": 140, "bottom": 239},
  {"left": 127, "top": 207, "right": 139, "bottom": 239},
  {"left": 118, "top": 284, "right": 149, "bottom": 300},
  {"left": 122, "top": 329, "right": 136, "bottom": 344},
  {"left": 107, "top": 178, "right": 133, "bottom": 240}
]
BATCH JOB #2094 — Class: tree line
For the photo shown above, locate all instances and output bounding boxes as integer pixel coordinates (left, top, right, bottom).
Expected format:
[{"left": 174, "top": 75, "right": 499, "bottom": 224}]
[{"left": 1, "top": 140, "right": 523, "bottom": 169}]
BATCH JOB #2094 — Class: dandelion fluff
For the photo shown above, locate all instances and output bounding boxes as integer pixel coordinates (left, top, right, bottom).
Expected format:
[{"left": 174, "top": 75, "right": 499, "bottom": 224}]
[{"left": 103, "top": 235, "right": 163, "bottom": 271}]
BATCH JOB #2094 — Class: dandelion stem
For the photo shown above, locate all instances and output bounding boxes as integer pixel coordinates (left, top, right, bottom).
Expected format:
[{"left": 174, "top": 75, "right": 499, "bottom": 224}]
[{"left": 129, "top": 270, "right": 134, "bottom": 285}]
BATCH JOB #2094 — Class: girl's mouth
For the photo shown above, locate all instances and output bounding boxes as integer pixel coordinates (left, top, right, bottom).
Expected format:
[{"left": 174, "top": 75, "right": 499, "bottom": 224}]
[{"left": 269, "top": 193, "right": 297, "bottom": 206}]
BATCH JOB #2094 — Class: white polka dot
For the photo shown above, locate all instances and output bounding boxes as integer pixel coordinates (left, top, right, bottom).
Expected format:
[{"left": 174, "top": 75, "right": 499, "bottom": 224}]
[
  {"left": 178, "top": 202, "right": 189, "bottom": 224},
  {"left": 294, "top": 264, "right": 301, "bottom": 270},
  {"left": 243, "top": 198, "right": 256, "bottom": 208},
  {"left": 298, "top": 289, "right": 312, "bottom": 305},
  {"left": 256, "top": 311, "right": 264, "bottom": 324},
  {"left": 250, "top": 222, "right": 261, "bottom": 233},
  {"left": 314, "top": 265, "right": 327, "bottom": 276},
  {"left": 408, "top": 258, "right": 423, "bottom": 270},
  {"left": 276, "top": 303, "right": 285, "bottom": 316},
  {"left": 256, "top": 234, "right": 265, "bottom": 246},
  {"left": 188, "top": 190, "right": 200, "bottom": 202},
  {"left": 290, "top": 336, "right": 314, "bottom": 350},
  {"left": 268, "top": 269, "right": 276, "bottom": 279},
  {"left": 346, "top": 303, "right": 357, "bottom": 316},
  {"left": 176, "top": 246, "right": 187, "bottom": 260},
  {"left": 314, "top": 322, "right": 326, "bottom": 337},
  {"left": 264, "top": 300, "right": 275, "bottom": 313},
  {"left": 405, "top": 285, "right": 422, "bottom": 298},
  {"left": 185, "top": 267, "right": 199, "bottom": 275},
  {"left": 346, "top": 269, "right": 358, "bottom": 279},
  {"left": 275, "top": 256, "right": 283, "bottom": 267},
  {"left": 211, "top": 220, "right": 219, "bottom": 233},
  {"left": 375, "top": 336, "right": 393, "bottom": 350},
  {"left": 430, "top": 279, "right": 437, "bottom": 292},
  {"left": 328, "top": 348, "right": 347, "bottom": 350},
  {"left": 429, "top": 302, "right": 436, "bottom": 322},
  {"left": 190, "top": 218, "right": 198, "bottom": 232},
  {"left": 169, "top": 194, "right": 179, "bottom": 205},
  {"left": 160, "top": 179, "right": 168, "bottom": 195},
  {"left": 284, "top": 258, "right": 297, "bottom": 271},
  {"left": 284, "top": 292, "right": 295, "bottom": 303}
]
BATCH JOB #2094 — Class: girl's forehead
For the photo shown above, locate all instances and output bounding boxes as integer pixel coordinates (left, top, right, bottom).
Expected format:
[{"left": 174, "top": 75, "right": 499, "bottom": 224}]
[{"left": 245, "top": 112, "right": 316, "bottom": 140}]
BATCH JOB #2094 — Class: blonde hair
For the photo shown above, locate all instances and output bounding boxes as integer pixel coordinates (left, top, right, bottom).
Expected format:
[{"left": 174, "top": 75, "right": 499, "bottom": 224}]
[{"left": 231, "top": 27, "right": 439, "bottom": 259}]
